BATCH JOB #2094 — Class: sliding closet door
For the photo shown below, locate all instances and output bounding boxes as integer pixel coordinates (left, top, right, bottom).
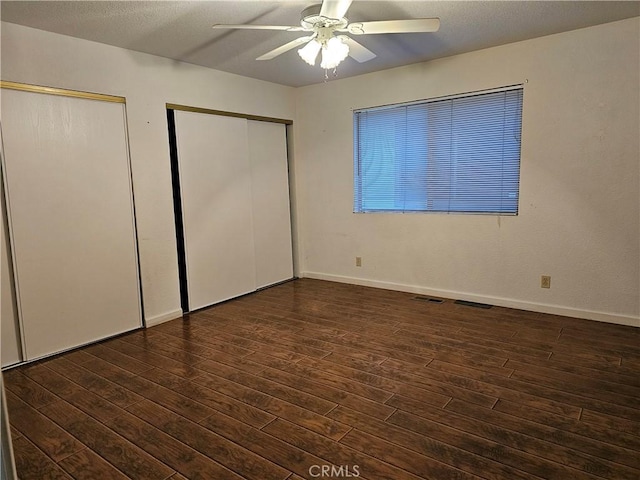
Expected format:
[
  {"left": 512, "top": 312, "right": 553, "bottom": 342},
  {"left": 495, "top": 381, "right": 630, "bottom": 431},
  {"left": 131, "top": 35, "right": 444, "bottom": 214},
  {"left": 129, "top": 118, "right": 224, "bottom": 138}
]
[
  {"left": 248, "top": 121, "right": 293, "bottom": 288},
  {"left": 174, "top": 111, "right": 256, "bottom": 310},
  {"left": 1, "top": 88, "right": 141, "bottom": 360},
  {"left": 1, "top": 174, "right": 21, "bottom": 367}
]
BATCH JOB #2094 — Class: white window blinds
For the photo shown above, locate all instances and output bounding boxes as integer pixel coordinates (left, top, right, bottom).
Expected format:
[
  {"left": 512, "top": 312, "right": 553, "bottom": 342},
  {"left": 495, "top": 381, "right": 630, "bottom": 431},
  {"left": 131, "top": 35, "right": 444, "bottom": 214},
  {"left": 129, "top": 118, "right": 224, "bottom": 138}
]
[{"left": 354, "top": 86, "right": 523, "bottom": 214}]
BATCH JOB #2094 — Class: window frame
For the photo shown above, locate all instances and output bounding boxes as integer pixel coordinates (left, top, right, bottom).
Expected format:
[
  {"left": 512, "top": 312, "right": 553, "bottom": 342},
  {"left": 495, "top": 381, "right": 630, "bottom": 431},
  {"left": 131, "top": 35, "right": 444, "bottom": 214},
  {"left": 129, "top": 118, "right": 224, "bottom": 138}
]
[{"left": 353, "top": 84, "right": 524, "bottom": 215}]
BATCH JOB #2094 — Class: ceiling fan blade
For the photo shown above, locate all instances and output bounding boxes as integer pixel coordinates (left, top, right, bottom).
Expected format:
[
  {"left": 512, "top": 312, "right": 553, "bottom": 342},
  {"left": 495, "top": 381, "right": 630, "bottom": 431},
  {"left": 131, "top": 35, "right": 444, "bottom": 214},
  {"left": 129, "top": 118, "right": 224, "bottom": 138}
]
[
  {"left": 338, "top": 36, "right": 376, "bottom": 63},
  {"left": 256, "top": 36, "right": 314, "bottom": 61},
  {"left": 348, "top": 18, "right": 440, "bottom": 35},
  {"left": 319, "top": 0, "right": 354, "bottom": 19},
  {"left": 213, "top": 24, "right": 305, "bottom": 31}
]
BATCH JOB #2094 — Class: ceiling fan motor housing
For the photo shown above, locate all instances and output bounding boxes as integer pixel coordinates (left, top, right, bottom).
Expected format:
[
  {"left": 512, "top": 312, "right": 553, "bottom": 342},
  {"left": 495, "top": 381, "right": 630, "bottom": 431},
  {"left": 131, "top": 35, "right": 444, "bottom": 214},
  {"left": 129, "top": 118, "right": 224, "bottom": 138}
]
[{"left": 300, "top": 4, "right": 348, "bottom": 30}]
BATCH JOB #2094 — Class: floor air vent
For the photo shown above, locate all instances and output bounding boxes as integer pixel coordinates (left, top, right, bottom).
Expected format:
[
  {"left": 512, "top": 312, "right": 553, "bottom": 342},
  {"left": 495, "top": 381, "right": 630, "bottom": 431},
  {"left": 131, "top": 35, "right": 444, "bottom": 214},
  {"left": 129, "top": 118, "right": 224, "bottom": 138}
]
[
  {"left": 454, "top": 299, "right": 493, "bottom": 309},
  {"left": 413, "top": 296, "right": 444, "bottom": 304}
]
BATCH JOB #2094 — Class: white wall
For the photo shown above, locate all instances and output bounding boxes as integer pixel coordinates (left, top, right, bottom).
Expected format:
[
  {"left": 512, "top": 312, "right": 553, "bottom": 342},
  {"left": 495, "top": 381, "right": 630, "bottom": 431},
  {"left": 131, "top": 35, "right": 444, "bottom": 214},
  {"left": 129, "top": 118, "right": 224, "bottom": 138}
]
[
  {"left": 2, "top": 18, "right": 638, "bottom": 328},
  {"left": 1, "top": 22, "right": 296, "bottom": 325},
  {"left": 294, "top": 18, "right": 640, "bottom": 326}
]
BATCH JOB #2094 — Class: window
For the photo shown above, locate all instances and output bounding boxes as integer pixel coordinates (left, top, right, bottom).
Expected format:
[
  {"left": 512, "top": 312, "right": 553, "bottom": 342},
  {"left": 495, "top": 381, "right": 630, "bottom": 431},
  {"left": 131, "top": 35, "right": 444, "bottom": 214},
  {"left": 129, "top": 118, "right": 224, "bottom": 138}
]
[{"left": 353, "top": 86, "right": 523, "bottom": 214}]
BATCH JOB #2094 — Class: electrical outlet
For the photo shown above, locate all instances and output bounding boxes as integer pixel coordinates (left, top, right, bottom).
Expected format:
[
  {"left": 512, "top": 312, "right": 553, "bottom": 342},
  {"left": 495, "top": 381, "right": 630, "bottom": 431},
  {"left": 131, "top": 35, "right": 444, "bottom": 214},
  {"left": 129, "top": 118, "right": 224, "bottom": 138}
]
[
  {"left": 541, "top": 275, "right": 551, "bottom": 289},
  {"left": 355, "top": 256, "right": 362, "bottom": 267}
]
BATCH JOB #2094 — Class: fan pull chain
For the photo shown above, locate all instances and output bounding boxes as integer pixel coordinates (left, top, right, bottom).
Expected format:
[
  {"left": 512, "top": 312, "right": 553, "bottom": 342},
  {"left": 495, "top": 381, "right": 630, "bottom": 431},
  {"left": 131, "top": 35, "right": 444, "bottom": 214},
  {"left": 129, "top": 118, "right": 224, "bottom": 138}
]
[{"left": 323, "top": 68, "right": 339, "bottom": 82}]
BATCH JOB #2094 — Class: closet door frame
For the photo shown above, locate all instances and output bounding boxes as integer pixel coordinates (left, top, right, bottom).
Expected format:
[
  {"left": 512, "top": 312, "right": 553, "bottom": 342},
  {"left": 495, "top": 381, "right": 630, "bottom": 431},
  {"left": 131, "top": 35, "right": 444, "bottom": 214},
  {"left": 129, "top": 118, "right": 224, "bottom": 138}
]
[
  {"left": 0, "top": 81, "right": 144, "bottom": 363},
  {"left": 166, "top": 103, "right": 294, "bottom": 313}
]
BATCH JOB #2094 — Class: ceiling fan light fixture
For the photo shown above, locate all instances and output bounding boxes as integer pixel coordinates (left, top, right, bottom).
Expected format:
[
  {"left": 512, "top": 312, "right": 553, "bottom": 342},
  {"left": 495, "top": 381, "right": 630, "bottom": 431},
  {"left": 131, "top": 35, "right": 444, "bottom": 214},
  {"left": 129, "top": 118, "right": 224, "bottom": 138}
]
[
  {"left": 320, "top": 36, "right": 349, "bottom": 69},
  {"left": 298, "top": 39, "right": 322, "bottom": 65}
]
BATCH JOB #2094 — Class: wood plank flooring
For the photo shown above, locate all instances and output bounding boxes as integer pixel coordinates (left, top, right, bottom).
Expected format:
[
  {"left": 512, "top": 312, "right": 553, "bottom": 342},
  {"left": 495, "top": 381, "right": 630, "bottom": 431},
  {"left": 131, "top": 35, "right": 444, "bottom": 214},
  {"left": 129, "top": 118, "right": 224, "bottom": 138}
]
[{"left": 3, "top": 278, "right": 640, "bottom": 479}]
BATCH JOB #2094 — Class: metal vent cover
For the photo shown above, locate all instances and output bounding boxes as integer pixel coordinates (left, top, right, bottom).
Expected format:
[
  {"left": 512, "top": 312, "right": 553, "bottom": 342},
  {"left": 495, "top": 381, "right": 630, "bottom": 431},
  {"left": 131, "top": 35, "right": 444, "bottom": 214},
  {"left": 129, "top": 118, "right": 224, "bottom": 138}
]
[
  {"left": 454, "top": 299, "right": 493, "bottom": 309},
  {"left": 413, "top": 296, "right": 445, "bottom": 304}
]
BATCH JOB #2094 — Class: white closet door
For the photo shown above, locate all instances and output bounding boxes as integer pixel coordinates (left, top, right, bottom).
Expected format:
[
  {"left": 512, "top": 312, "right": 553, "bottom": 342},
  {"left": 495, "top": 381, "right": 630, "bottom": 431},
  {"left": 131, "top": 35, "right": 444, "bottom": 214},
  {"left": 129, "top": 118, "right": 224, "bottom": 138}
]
[
  {"left": 248, "top": 121, "right": 293, "bottom": 288},
  {"left": 175, "top": 111, "right": 256, "bottom": 310},
  {"left": 1, "top": 177, "right": 21, "bottom": 367},
  {"left": 1, "top": 89, "right": 141, "bottom": 360}
]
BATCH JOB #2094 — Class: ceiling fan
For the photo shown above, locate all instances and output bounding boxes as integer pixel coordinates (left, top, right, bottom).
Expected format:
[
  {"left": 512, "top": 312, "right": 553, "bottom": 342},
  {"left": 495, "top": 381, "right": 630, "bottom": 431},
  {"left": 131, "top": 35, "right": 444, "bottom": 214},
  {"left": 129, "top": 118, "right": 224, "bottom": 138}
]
[{"left": 212, "top": 0, "right": 440, "bottom": 70}]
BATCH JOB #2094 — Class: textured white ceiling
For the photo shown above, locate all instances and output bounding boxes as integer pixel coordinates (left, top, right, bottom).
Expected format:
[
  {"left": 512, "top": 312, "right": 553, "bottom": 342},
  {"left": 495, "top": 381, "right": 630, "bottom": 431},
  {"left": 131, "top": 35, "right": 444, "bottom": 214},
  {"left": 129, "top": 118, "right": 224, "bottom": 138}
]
[{"left": 2, "top": 1, "right": 639, "bottom": 87}]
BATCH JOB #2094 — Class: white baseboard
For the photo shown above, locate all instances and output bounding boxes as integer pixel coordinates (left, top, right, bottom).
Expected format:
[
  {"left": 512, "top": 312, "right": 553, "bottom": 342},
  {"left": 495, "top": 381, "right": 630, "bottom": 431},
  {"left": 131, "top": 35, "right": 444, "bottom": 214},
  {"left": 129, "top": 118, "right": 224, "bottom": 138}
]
[
  {"left": 301, "top": 271, "right": 640, "bottom": 328},
  {"left": 145, "top": 309, "right": 183, "bottom": 328}
]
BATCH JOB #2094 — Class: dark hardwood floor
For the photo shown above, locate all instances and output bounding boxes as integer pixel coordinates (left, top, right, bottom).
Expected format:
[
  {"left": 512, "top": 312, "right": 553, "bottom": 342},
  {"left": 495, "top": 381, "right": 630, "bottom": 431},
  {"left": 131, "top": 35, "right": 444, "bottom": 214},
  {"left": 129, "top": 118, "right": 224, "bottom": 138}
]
[{"left": 3, "top": 278, "right": 640, "bottom": 480}]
